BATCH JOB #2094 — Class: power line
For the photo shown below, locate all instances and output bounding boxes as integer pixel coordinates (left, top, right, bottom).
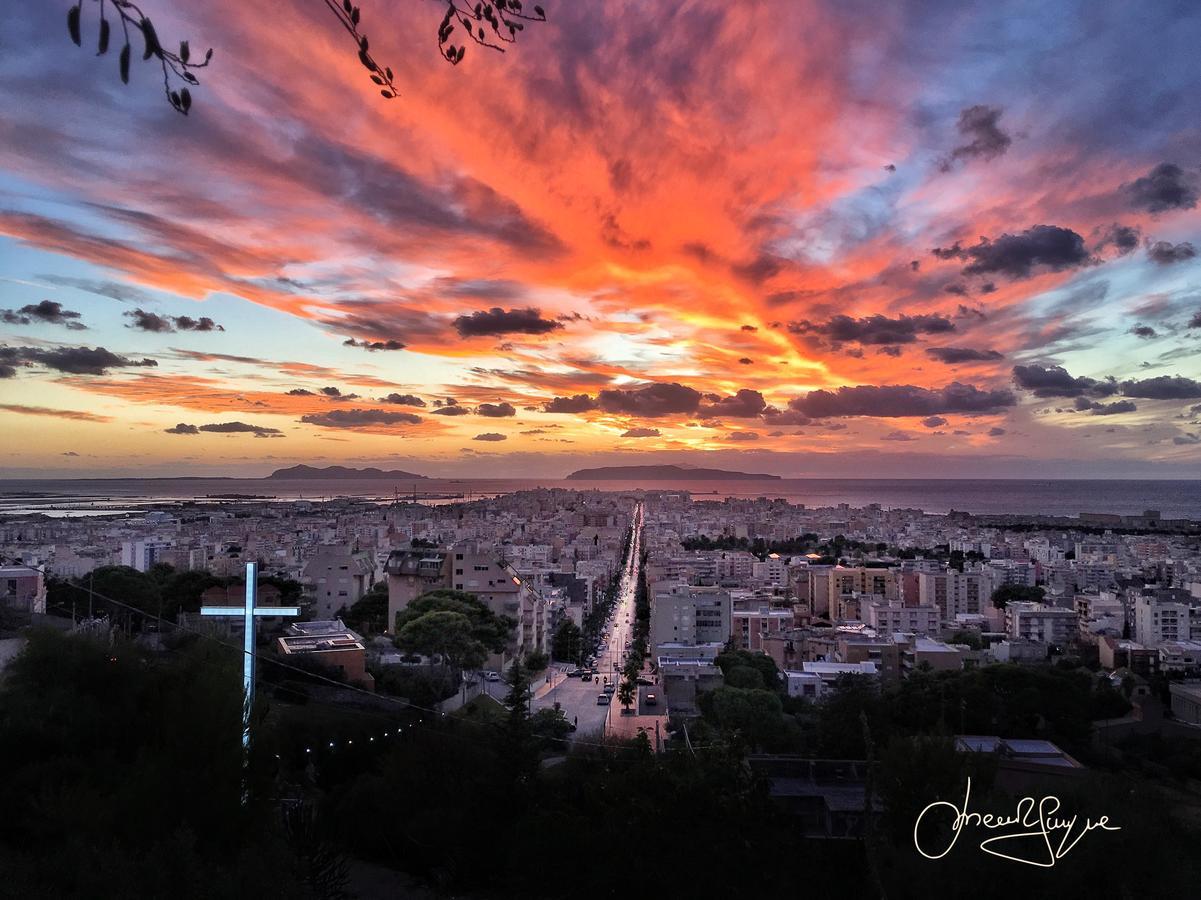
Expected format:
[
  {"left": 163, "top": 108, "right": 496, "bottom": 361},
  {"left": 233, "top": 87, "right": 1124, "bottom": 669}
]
[{"left": 51, "top": 578, "right": 659, "bottom": 753}]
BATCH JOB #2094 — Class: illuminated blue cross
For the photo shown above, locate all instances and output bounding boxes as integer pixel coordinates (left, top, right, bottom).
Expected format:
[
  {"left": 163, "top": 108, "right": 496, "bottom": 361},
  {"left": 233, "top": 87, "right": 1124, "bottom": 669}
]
[{"left": 201, "top": 561, "right": 299, "bottom": 802}]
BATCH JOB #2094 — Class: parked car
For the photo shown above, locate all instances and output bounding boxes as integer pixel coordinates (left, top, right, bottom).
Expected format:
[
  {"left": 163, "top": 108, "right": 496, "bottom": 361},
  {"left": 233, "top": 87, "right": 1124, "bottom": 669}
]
[
  {"left": 604, "top": 683, "right": 616, "bottom": 694},
  {"left": 636, "top": 676, "right": 653, "bottom": 686},
  {"left": 645, "top": 692, "right": 657, "bottom": 706},
  {"left": 483, "top": 671, "right": 500, "bottom": 682},
  {"left": 596, "top": 694, "right": 611, "bottom": 705}
]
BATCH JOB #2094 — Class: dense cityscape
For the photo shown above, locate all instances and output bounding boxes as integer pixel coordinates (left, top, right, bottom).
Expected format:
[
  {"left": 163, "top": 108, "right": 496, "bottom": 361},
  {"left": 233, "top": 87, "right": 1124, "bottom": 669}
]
[
  {"left": 2, "top": 484, "right": 1199, "bottom": 895},
  {"left": 4, "top": 0, "right": 1201, "bottom": 894}
]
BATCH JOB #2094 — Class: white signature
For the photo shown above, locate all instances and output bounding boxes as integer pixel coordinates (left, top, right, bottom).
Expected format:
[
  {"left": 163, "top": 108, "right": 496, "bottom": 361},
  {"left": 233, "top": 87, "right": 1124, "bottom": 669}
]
[{"left": 913, "top": 777, "right": 1120, "bottom": 867}]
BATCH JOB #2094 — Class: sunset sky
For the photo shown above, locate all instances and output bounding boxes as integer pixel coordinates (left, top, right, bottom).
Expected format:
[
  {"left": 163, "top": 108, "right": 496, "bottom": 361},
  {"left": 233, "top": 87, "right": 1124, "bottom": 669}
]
[{"left": 2, "top": 0, "right": 1200, "bottom": 478}]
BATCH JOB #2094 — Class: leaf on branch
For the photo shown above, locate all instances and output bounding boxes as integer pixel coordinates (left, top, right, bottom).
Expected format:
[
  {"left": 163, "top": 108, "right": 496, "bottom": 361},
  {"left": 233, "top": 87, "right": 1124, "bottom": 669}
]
[
  {"left": 180, "top": 40, "right": 190, "bottom": 63},
  {"left": 119, "top": 43, "right": 131, "bottom": 83},
  {"left": 67, "top": 5, "right": 81, "bottom": 46},
  {"left": 98, "top": 18, "right": 110, "bottom": 55},
  {"left": 140, "top": 18, "right": 162, "bottom": 61}
]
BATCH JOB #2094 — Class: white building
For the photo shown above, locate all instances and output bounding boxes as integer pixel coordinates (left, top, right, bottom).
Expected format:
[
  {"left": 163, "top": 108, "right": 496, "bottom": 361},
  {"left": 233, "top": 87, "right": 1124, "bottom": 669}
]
[
  {"left": 650, "top": 583, "right": 731, "bottom": 654},
  {"left": 783, "top": 661, "right": 879, "bottom": 700},
  {"left": 1005, "top": 602, "right": 1078, "bottom": 645},
  {"left": 120, "top": 538, "right": 173, "bottom": 572},
  {"left": 865, "top": 598, "right": 940, "bottom": 635}
]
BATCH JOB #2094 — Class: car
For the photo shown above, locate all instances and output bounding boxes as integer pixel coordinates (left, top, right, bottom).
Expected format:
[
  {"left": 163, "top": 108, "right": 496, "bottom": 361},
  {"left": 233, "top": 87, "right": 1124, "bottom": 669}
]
[
  {"left": 604, "top": 683, "right": 616, "bottom": 694},
  {"left": 636, "top": 676, "right": 653, "bottom": 686},
  {"left": 596, "top": 694, "right": 611, "bottom": 705},
  {"left": 483, "top": 671, "right": 500, "bottom": 682},
  {"left": 645, "top": 692, "right": 657, "bottom": 706}
]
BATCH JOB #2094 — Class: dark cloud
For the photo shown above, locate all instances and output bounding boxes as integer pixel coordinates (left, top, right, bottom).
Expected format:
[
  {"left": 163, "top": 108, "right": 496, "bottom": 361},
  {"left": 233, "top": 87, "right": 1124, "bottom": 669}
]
[
  {"left": 940, "top": 105, "right": 1012, "bottom": 171},
  {"left": 434, "top": 277, "right": 525, "bottom": 300},
  {"left": 0, "top": 345, "right": 157, "bottom": 375},
  {"left": 173, "top": 315, "right": 223, "bottom": 332},
  {"left": 738, "top": 357, "right": 754, "bottom": 365},
  {"left": 472, "top": 432, "right": 507, "bottom": 442},
  {"left": 543, "top": 394, "right": 599, "bottom": 414},
  {"left": 123, "top": 308, "right": 223, "bottom": 332},
  {"left": 380, "top": 393, "right": 425, "bottom": 406},
  {"left": 621, "top": 427, "right": 660, "bottom": 438},
  {"left": 921, "top": 416, "right": 947, "bottom": 428},
  {"left": 343, "top": 338, "right": 406, "bottom": 351},
  {"left": 1129, "top": 324, "right": 1158, "bottom": 339},
  {"left": 300, "top": 409, "right": 423, "bottom": 428},
  {"left": 597, "top": 382, "right": 702, "bottom": 417},
  {"left": 1089, "top": 400, "right": 1138, "bottom": 415},
  {"left": 320, "top": 387, "right": 343, "bottom": 397},
  {"left": 164, "top": 424, "right": 200, "bottom": 435},
  {"left": 935, "top": 225, "right": 1093, "bottom": 279},
  {"left": 1093, "top": 223, "right": 1142, "bottom": 256},
  {"left": 198, "top": 422, "right": 283, "bottom": 435},
  {"left": 760, "top": 407, "right": 812, "bottom": 427},
  {"left": 0, "top": 300, "right": 86, "bottom": 329},
  {"left": 925, "top": 346, "right": 1003, "bottom": 364},
  {"left": 987, "top": 427, "right": 1006, "bottom": 437},
  {"left": 1173, "top": 434, "right": 1200, "bottom": 445},
  {"left": 37, "top": 275, "right": 158, "bottom": 305},
  {"left": 430, "top": 404, "right": 471, "bottom": 416},
  {"left": 453, "top": 307, "right": 563, "bottom": 338},
  {"left": 698, "top": 389, "right": 766, "bottom": 418},
  {"left": 1120, "top": 375, "right": 1201, "bottom": 399},
  {"left": 789, "top": 382, "right": 1015, "bottom": 418},
  {"left": 123, "top": 309, "right": 174, "bottom": 332},
  {"left": 731, "top": 253, "right": 784, "bottom": 284},
  {"left": 1147, "top": 241, "right": 1197, "bottom": 265},
  {"left": 726, "top": 431, "right": 760, "bottom": 441},
  {"left": 477, "top": 402, "right": 517, "bottom": 418},
  {"left": 1190, "top": 310, "right": 1201, "bottom": 329},
  {"left": 882, "top": 430, "right": 915, "bottom": 441},
  {"left": 740, "top": 324, "right": 758, "bottom": 332},
  {"left": 1012, "top": 364, "right": 1118, "bottom": 398},
  {"left": 1123, "top": 163, "right": 1200, "bottom": 214},
  {"left": 287, "top": 388, "right": 316, "bottom": 396},
  {"left": 788, "top": 313, "right": 954, "bottom": 346}
]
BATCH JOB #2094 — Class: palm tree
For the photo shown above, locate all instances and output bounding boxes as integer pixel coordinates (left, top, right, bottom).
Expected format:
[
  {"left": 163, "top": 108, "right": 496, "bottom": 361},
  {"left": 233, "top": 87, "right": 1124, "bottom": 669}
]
[{"left": 617, "top": 678, "right": 635, "bottom": 713}]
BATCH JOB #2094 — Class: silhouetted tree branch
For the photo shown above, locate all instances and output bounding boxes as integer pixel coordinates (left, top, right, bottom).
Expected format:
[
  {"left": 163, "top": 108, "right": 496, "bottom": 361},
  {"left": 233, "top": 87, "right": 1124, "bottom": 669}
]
[
  {"left": 65, "top": 0, "right": 548, "bottom": 115},
  {"left": 67, "top": 0, "right": 212, "bottom": 114}
]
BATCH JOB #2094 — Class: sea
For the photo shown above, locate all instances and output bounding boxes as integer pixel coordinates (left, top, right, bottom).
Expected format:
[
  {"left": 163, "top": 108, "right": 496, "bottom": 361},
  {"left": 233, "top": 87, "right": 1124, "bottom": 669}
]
[{"left": 1, "top": 477, "right": 1200, "bottom": 519}]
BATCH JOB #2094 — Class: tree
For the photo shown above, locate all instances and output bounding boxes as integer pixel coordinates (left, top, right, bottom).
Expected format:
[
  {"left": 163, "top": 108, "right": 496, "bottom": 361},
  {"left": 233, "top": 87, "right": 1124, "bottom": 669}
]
[
  {"left": 341, "top": 582, "right": 388, "bottom": 635},
  {"left": 87, "top": 565, "right": 162, "bottom": 624},
  {"left": 524, "top": 649, "right": 549, "bottom": 672},
  {"left": 715, "top": 648, "right": 782, "bottom": 693},
  {"left": 63, "top": 0, "right": 549, "bottom": 114},
  {"left": 617, "top": 677, "right": 635, "bottom": 712},
  {"left": 551, "top": 619, "right": 582, "bottom": 663},
  {"left": 396, "top": 610, "right": 486, "bottom": 673},
  {"left": 394, "top": 589, "right": 514, "bottom": 657},
  {"left": 991, "top": 583, "right": 1045, "bottom": 610}
]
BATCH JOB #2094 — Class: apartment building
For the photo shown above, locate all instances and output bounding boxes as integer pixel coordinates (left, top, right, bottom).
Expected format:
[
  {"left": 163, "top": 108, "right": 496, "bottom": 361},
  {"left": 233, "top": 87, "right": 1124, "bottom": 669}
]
[
  {"left": 918, "top": 569, "right": 994, "bottom": 619},
  {"left": 865, "top": 598, "right": 940, "bottom": 635},
  {"left": 650, "top": 583, "right": 731, "bottom": 655},
  {"left": 303, "top": 544, "right": 376, "bottom": 619},
  {"left": 1005, "top": 602, "right": 1078, "bottom": 645}
]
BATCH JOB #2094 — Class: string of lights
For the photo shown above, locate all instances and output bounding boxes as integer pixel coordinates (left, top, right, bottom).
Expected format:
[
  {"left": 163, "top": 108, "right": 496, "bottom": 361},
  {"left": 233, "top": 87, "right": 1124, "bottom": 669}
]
[{"left": 51, "top": 578, "right": 686, "bottom": 756}]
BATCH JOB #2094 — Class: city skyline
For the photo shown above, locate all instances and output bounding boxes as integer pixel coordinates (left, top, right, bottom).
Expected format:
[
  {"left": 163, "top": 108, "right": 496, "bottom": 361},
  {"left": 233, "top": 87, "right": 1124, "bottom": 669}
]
[{"left": 3, "top": 1, "right": 1201, "bottom": 479}]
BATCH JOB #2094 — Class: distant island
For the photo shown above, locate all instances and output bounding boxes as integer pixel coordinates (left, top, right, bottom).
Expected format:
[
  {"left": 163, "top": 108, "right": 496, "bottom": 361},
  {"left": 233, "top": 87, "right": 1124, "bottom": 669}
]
[
  {"left": 565, "top": 465, "right": 781, "bottom": 481},
  {"left": 266, "top": 465, "right": 426, "bottom": 480}
]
